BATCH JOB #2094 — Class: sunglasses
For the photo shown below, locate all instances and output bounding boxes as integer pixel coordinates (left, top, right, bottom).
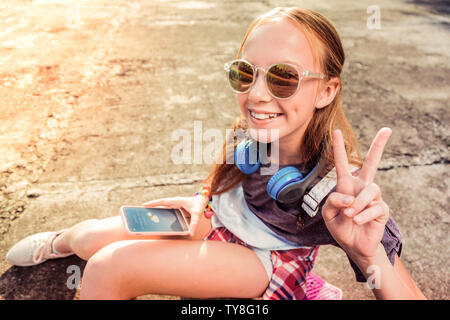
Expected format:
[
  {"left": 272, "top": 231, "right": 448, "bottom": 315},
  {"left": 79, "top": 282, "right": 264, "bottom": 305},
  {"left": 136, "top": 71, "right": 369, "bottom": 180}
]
[{"left": 224, "top": 59, "right": 325, "bottom": 99}]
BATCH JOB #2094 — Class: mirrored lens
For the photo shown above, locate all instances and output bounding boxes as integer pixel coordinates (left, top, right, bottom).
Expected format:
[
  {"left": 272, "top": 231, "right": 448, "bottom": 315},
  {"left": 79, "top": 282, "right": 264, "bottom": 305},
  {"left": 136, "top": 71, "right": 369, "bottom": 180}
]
[
  {"left": 228, "top": 61, "right": 254, "bottom": 92},
  {"left": 267, "top": 64, "right": 299, "bottom": 98}
]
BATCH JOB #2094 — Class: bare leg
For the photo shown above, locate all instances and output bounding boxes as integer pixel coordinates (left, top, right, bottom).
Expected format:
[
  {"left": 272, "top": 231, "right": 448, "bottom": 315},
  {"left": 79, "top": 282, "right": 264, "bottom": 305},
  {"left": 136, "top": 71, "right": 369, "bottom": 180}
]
[
  {"left": 80, "top": 238, "right": 270, "bottom": 299},
  {"left": 52, "top": 214, "right": 212, "bottom": 261}
]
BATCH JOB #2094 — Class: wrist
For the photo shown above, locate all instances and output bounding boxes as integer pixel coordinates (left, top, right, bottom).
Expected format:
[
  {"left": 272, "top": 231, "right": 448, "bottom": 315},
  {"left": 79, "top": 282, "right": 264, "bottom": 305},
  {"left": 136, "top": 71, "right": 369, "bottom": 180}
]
[
  {"left": 347, "top": 243, "right": 388, "bottom": 276},
  {"left": 194, "top": 193, "right": 210, "bottom": 202},
  {"left": 194, "top": 184, "right": 211, "bottom": 198},
  {"left": 193, "top": 186, "right": 213, "bottom": 219}
]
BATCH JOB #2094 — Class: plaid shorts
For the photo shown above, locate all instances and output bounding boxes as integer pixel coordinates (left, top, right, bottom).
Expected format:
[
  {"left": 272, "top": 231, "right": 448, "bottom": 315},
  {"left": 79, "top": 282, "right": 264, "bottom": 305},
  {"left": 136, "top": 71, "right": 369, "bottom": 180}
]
[{"left": 204, "top": 226, "right": 320, "bottom": 300}]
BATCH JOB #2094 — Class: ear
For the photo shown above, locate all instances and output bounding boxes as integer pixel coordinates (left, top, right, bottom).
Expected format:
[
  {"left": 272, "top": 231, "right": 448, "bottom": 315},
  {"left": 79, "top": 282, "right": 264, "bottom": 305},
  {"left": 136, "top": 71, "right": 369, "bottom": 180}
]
[{"left": 315, "top": 77, "right": 340, "bottom": 109}]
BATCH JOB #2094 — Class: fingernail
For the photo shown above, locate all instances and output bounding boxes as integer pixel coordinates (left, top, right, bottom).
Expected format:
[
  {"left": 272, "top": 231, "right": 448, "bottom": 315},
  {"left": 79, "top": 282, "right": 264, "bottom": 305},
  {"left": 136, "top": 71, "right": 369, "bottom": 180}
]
[
  {"left": 344, "top": 207, "right": 354, "bottom": 216},
  {"left": 342, "top": 196, "right": 354, "bottom": 205}
]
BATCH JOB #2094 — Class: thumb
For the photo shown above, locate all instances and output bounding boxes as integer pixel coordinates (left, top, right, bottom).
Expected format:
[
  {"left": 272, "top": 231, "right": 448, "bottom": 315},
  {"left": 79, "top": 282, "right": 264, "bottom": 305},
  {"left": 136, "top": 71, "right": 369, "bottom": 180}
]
[{"left": 188, "top": 211, "right": 201, "bottom": 237}]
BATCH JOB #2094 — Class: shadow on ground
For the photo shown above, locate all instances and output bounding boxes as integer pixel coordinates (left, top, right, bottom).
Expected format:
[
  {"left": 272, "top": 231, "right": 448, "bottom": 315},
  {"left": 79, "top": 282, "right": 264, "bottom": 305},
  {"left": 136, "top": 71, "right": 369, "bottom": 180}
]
[
  {"left": 0, "top": 256, "right": 85, "bottom": 300},
  {"left": 407, "top": 0, "right": 450, "bottom": 15}
]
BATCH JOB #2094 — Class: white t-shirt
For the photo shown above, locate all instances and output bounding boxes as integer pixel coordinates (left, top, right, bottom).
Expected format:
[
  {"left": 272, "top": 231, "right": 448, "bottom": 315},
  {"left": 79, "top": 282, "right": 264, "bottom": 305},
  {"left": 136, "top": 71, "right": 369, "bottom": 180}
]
[{"left": 210, "top": 183, "right": 309, "bottom": 251}]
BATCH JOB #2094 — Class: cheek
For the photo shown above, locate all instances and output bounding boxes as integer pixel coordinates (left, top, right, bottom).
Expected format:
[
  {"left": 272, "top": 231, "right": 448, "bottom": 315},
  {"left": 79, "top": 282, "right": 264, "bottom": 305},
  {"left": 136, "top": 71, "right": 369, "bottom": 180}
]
[
  {"left": 237, "top": 94, "right": 248, "bottom": 114},
  {"left": 282, "top": 102, "right": 301, "bottom": 119},
  {"left": 298, "top": 81, "right": 319, "bottom": 106},
  {"left": 285, "top": 85, "right": 318, "bottom": 118},
  {"left": 287, "top": 103, "right": 313, "bottom": 120},
  {"left": 281, "top": 100, "right": 315, "bottom": 129}
]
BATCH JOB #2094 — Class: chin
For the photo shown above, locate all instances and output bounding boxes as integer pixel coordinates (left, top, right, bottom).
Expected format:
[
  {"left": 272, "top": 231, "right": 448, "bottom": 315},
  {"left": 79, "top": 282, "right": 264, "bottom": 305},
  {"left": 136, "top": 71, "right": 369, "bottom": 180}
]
[{"left": 248, "top": 128, "right": 281, "bottom": 144}]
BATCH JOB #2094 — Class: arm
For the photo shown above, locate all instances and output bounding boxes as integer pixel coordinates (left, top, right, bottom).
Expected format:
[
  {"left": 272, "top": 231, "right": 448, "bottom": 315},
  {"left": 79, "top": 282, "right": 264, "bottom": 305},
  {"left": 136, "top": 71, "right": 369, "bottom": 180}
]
[
  {"left": 350, "top": 246, "right": 426, "bottom": 299},
  {"left": 323, "top": 129, "right": 426, "bottom": 300}
]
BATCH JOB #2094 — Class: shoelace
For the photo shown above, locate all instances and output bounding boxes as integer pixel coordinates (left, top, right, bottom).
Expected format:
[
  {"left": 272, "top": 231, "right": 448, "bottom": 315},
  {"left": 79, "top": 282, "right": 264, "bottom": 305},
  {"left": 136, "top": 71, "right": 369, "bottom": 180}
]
[{"left": 32, "top": 233, "right": 57, "bottom": 264}]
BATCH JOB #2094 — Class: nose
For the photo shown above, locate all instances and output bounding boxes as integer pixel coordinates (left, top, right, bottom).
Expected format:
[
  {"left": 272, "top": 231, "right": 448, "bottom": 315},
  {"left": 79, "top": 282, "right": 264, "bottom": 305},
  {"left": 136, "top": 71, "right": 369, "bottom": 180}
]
[{"left": 247, "top": 69, "right": 272, "bottom": 103}]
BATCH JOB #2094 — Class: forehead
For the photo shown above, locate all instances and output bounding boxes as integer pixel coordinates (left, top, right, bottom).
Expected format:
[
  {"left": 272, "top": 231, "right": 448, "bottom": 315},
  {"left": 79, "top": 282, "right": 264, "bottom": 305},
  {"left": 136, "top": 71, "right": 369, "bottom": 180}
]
[{"left": 241, "top": 18, "right": 315, "bottom": 69}]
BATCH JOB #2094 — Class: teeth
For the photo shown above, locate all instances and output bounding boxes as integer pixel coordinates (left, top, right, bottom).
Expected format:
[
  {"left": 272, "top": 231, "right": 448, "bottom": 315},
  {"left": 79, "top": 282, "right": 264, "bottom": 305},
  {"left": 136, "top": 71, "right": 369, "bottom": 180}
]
[{"left": 250, "top": 111, "right": 280, "bottom": 120}]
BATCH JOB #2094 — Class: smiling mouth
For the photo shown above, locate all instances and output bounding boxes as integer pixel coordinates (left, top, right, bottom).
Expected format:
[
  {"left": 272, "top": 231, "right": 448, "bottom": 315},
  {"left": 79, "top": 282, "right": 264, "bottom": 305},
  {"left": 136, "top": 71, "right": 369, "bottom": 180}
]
[{"left": 249, "top": 110, "right": 283, "bottom": 120}]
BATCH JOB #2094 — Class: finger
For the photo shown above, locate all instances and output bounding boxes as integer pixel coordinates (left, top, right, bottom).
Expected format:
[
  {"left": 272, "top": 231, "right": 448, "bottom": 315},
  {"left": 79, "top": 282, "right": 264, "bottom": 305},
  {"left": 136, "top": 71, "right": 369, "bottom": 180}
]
[
  {"left": 332, "top": 129, "right": 351, "bottom": 179},
  {"left": 359, "top": 128, "right": 392, "bottom": 183},
  {"left": 177, "top": 207, "right": 195, "bottom": 236},
  {"left": 188, "top": 211, "right": 201, "bottom": 236},
  {"left": 142, "top": 197, "right": 183, "bottom": 208},
  {"left": 353, "top": 201, "right": 389, "bottom": 225},
  {"left": 322, "top": 192, "right": 355, "bottom": 222},
  {"left": 343, "top": 182, "right": 381, "bottom": 218}
]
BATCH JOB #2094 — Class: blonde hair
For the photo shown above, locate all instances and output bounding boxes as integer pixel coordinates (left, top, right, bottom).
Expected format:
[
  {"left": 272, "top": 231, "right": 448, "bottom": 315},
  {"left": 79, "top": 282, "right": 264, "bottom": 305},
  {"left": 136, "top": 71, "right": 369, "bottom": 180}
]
[{"left": 206, "top": 7, "right": 362, "bottom": 195}]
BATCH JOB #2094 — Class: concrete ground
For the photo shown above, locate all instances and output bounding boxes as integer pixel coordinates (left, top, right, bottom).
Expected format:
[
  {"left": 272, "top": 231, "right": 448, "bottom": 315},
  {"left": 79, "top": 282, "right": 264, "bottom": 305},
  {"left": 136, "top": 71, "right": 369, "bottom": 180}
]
[{"left": 0, "top": 0, "right": 448, "bottom": 300}]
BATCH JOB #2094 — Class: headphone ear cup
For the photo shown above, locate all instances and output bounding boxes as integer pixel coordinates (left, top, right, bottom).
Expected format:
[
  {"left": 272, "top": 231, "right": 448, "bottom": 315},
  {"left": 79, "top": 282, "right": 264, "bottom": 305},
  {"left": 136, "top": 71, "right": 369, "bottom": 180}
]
[
  {"left": 266, "top": 166, "right": 304, "bottom": 202},
  {"left": 235, "top": 140, "right": 261, "bottom": 175}
]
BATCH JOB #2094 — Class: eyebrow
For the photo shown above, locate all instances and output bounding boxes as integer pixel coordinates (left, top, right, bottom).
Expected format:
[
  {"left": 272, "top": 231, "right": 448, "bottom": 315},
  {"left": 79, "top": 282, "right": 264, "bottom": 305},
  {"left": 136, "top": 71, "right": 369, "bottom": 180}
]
[
  {"left": 241, "top": 57, "right": 304, "bottom": 69},
  {"left": 280, "top": 60, "right": 303, "bottom": 67}
]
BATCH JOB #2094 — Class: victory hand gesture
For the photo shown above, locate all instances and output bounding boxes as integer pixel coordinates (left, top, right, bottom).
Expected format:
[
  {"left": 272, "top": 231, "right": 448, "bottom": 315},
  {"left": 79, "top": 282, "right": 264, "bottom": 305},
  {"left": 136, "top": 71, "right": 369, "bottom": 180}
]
[{"left": 322, "top": 128, "right": 392, "bottom": 260}]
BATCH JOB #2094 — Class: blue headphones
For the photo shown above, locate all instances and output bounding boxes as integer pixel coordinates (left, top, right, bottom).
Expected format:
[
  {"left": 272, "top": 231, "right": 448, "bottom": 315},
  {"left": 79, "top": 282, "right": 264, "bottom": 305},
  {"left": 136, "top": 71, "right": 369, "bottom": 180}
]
[{"left": 235, "top": 139, "right": 325, "bottom": 204}]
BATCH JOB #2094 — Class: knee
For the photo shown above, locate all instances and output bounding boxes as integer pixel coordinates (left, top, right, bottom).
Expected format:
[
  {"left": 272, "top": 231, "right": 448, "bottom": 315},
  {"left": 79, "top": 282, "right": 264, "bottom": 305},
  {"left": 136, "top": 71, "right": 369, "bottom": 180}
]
[
  {"left": 70, "top": 219, "right": 103, "bottom": 260},
  {"left": 79, "top": 244, "right": 124, "bottom": 299}
]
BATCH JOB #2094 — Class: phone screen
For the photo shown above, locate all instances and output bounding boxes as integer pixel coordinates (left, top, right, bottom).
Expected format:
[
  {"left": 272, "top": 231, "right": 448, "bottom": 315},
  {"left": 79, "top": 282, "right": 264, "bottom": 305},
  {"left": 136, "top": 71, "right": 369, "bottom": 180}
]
[{"left": 122, "top": 207, "right": 188, "bottom": 233}]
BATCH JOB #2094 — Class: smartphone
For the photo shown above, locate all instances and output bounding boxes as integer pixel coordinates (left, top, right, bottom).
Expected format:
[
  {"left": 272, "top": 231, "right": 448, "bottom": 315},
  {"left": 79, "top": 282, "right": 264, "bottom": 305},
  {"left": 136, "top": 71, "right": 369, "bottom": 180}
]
[{"left": 120, "top": 206, "right": 190, "bottom": 236}]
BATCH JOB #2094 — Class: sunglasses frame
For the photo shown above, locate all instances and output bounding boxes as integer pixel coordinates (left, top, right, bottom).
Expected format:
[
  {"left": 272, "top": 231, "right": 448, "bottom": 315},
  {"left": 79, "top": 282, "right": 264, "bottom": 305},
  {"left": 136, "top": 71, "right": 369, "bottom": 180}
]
[{"left": 224, "top": 59, "right": 326, "bottom": 100}]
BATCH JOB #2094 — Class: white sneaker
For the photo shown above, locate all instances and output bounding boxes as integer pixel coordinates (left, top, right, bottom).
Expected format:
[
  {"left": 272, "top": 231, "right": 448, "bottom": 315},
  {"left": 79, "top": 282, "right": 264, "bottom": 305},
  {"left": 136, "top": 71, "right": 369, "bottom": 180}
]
[{"left": 6, "top": 230, "right": 74, "bottom": 267}]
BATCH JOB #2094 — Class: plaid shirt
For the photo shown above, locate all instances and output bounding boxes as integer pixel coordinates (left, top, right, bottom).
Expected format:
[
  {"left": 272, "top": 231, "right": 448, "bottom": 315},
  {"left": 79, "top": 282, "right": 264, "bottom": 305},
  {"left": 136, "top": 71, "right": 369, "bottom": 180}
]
[{"left": 204, "top": 226, "right": 321, "bottom": 300}]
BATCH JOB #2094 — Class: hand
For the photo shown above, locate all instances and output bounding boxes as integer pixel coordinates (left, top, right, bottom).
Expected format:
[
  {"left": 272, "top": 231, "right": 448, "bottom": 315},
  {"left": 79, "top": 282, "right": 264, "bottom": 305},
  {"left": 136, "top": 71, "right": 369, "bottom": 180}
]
[
  {"left": 142, "top": 195, "right": 209, "bottom": 237},
  {"left": 322, "top": 128, "right": 392, "bottom": 260}
]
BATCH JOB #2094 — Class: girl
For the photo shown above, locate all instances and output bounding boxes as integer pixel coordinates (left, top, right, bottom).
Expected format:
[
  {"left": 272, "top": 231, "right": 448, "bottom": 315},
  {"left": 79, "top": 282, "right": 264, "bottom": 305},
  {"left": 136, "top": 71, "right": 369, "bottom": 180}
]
[{"left": 6, "top": 7, "right": 425, "bottom": 300}]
